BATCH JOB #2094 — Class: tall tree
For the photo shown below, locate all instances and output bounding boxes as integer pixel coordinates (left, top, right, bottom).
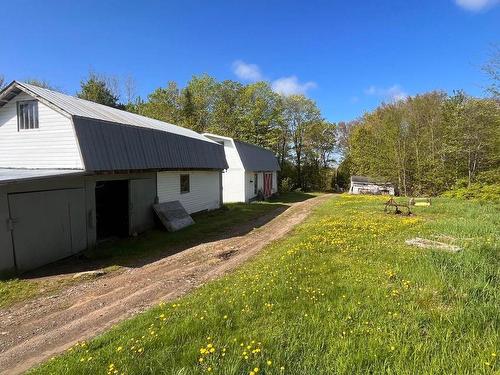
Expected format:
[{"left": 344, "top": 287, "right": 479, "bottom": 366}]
[
  {"left": 282, "top": 95, "right": 322, "bottom": 189},
  {"left": 77, "top": 73, "right": 120, "bottom": 108},
  {"left": 239, "top": 82, "right": 282, "bottom": 149},
  {"left": 483, "top": 44, "right": 500, "bottom": 98},
  {"left": 180, "top": 74, "right": 217, "bottom": 132},
  {"left": 0, "top": 75, "right": 5, "bottom": 90},
  {"left": 210, "top": 80, "right": 244, "bottom": 137},
  {"left": 24, "top": 79, "right": 58, "bottom": 90},
  {"left": 137, "top": 81, "right": 181, "bottom": 123}
]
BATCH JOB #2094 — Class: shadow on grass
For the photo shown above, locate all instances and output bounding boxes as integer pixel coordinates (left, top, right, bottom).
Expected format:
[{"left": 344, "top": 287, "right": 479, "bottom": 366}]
[{"left": 19, "top": 197, "right": 306, "bottom": 280}]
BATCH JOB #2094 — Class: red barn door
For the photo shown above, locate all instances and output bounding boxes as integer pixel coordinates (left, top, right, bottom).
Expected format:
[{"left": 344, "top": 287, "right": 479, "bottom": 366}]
[{"left": 264, "top": 173, "right": 272, "bottom": 197}]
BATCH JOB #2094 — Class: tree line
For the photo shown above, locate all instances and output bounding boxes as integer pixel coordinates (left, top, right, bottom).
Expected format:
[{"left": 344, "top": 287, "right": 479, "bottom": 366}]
[
  {"left": 76, "top": 73, "right": 337, "bottom": 191},
  {"left": 337, "top": 91, "right": 499, "bottom": 196},
  {"left": 1, "top": 47, "right": 498, "bottom": 196}
]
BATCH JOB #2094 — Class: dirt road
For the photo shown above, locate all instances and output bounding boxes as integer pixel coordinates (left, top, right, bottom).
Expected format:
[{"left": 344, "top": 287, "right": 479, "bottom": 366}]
[{"left": 0, "top": 194, "right": 332, "bottom": 374}]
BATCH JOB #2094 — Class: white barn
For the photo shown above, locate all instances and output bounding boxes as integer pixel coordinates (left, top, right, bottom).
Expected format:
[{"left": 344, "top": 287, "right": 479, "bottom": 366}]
[
  {"left": 0, "top": 81, "right": 228, "bottom": 277},
  {"left": 203, "top": 134, "right": 280, "bottom": 203}
]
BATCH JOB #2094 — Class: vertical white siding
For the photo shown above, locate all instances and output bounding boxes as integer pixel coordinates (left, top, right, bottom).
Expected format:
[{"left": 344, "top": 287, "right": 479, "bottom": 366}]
[
  {"left": 157, "top": 171, "right": 221, "bottom": 214},
  {"left": 244, "top": 171, "right": 263, "bottom": 202},
  {"left": 257, "top": 172, "right": 264, "bottom": 192},
  {"left": 220, "top": 138, "right": 246, "bottom": 202},
  {"left": 222, "top": 169, "right": 245, "bottom": 203},
  {"left": 222, "top": 139, "right": 244, "bottom": 169},
  {"left": 0, "top": 93, "right": 84, "bottom": 169}
]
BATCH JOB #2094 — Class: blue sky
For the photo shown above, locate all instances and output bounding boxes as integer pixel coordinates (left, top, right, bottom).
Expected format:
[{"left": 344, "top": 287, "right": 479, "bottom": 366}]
[{"left": 0, "top": 0, "right": 498, "bottom": 122}]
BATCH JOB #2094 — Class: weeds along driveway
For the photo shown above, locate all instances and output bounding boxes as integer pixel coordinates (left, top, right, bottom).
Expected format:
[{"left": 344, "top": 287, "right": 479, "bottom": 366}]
[{"left": 0, "top": 194, "right": 333, "bottom": 375}]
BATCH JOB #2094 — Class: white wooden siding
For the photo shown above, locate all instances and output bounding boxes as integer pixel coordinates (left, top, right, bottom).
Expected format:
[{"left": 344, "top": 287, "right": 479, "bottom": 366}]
[
  {"left": 244, "top": 171, "right": 261, "bottom": 202},
  {"left": 0, "top": 93, "right": 84, "bottom": 169},
  {"left": 202, "top": 134, "right": 279, "bottom": 203},
  {"left": 222, "top": 169, "right": 245, "bottom": 203},
  {"left": 222, "top": 139, "right": 244, "bottom": 169},
  {"left": 157, "top": 171, "right": 221, "bottom": 214}
]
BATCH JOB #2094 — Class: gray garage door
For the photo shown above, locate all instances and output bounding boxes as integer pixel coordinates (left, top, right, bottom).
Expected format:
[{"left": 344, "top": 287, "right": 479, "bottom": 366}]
[
  {"left": 129, "top": 178, "right": 156, "bottom": 235},
  {"left": 8, "top": 188, "right": 87, "bottom": 272}
]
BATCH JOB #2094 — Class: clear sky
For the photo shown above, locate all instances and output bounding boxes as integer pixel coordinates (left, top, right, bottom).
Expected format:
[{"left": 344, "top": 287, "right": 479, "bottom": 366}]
[{"left": 0, "top": 0, "right": 498, "bottom": 122}]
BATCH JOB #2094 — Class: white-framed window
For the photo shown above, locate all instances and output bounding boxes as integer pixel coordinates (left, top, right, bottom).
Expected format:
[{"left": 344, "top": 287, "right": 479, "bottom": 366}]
[
  {"left": 17, "top": 100, "right": 39, "bottom": 130},
  {"left": 180, "top": 174, "right": 190, "bottom": 194}
]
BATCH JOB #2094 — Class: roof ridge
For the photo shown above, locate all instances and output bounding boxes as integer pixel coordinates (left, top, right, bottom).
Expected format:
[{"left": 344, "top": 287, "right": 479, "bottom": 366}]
[{"left": 11, "top": 81, "right": 216, "bottom": 144}]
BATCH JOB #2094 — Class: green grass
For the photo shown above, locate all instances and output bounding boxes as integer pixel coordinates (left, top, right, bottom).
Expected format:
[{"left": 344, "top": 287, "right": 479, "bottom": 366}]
[
  {"left": 0, "top": 192, "right": 313, "bottom": 309},
  {"left": 0, "top": 279, "right": 41, "bottom": 308},
  {"left": 83, "top": 198, "right": 294, "bottom": 265},
  {"left": 31, "top": 195, "right": 499, "bottom": 374}
]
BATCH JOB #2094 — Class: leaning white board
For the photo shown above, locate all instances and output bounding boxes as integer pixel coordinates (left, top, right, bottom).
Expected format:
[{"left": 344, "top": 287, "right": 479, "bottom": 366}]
[{"left": 153, "top": 201, "right": 195, "bottom": 232}]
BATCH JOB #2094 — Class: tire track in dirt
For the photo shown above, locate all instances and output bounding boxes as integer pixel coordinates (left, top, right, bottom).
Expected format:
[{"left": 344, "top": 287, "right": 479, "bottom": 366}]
[{"left": 0, "top": 194, "right": 332, "bottom": 374}]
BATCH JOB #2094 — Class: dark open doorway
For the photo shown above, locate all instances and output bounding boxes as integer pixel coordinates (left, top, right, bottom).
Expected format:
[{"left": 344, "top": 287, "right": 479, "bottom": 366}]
[{"left": 95, "top": 180, "right": 129, "bottom": 241}]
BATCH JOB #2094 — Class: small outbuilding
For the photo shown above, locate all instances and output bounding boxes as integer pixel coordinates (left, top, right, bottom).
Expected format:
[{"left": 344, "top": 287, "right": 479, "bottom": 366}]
[
  {"left": 203, "top": 134, "right": 280, "bottom": 203},
  {"left": 349, "top": 176, "right": 395, "bottom": 195},
  {"left": 0, "top": 81, "right": 228, "bottom": 277}
]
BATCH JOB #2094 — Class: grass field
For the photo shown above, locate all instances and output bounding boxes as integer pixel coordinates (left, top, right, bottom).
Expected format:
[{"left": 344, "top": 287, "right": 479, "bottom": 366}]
[
  {"left": 31, "top": 195, "right": 499, "bottom": 374},
  {"left": 0, "top": 192, "right": 315, "bottom": 309}
]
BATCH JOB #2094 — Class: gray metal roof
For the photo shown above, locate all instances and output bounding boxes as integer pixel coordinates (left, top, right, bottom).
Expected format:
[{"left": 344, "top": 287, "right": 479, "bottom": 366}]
[
  {"left": 0, "top": 169, "right": 85, "bottom": 185},
  {"left": 350, "top": 176, "right": 393, "bottom": 185},
  {"left": 74, "top": 118, "right": 228, "bottom": 171},
  {"left": 0, "top": 81, "right": 228, "bottom": 171},
  {"left": 0, "top": 81, "right": 216, "bottom": 144},
  {"left": 234, "top": 141, "right": 280, "bottom": 172}
]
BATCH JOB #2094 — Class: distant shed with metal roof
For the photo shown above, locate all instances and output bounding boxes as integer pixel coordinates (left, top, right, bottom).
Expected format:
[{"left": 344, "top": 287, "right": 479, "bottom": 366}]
[{"left": 349, "top": 175, "right": 395, "bottom": 195}]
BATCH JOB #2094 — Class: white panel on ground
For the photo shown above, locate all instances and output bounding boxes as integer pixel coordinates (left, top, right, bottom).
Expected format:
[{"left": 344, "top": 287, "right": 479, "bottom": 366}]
[{"left": 153, "top": 200, "right": 195, "bottom": 232}]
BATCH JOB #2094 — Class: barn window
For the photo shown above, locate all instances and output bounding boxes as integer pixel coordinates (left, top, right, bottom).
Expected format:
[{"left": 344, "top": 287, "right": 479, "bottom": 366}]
[
  {"left": 180, "top": 174, "right": 190, "bottom": 194},
  {"left": 17, "top": 101, "right": 39, "bottom": 130}
]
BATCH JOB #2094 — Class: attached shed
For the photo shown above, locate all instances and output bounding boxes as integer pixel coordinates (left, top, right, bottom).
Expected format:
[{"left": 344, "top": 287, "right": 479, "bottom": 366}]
[
  {"left": 0, "top": 81, "right": 228, "bottom": 277},
  {"left": 203, "top": 134, "right": 280, "bottom": 203}
]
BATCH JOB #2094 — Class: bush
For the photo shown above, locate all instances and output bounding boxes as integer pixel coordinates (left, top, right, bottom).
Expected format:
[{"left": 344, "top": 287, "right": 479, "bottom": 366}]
[
  {"left": 442, "top": 183, "right": 500, "bottom": 203},
  {"left": 279, "top": 177, "right": 293, "bottom": 193}
]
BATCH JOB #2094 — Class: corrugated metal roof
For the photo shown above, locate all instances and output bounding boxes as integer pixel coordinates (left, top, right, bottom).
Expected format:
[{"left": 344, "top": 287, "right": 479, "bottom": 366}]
[
  {"left": 0, "top": 168, "right": 85, "bottom": 185},
  {"left": 350, "top": 176, "right": 393, "bottom": 185},
  {"left": 3, "top": 81, "right": 215, "bottom": 144},
  {"left": 234, "top": 140, "right": 280, "bottom": 172},
  {"left": 0, "top": 81, "right": 228, "bottom": 172},
  {"left": 74, "top": 118, "right": 228, "bottom": 171}
]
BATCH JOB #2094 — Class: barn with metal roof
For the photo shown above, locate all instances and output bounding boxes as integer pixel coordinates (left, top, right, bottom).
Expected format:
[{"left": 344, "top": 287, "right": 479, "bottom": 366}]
[
  {"left": 0, "top": 81, "right": 228, "bottom": 277},
  {"left": 203, "top": 133, "right": 280, "bottom": 203}
]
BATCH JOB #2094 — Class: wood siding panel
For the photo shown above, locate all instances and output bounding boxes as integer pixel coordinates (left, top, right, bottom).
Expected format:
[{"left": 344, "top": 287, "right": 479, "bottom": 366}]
[
  {"left": 157, "top": 171, "right": 221, "bottom": 214},
  {"left": 0, "top": 93, "right": 83, "bottom": 169}
]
